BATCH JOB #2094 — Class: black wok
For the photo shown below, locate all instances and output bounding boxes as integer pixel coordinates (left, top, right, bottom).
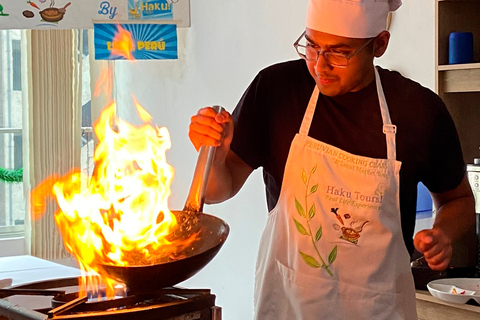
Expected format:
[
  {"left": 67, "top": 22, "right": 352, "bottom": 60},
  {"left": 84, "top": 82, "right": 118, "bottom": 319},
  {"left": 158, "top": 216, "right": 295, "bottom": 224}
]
[
  {"left": 101, "top": 212, "right": 228, "bottom": 293},
  {"left": 99, "top": 105, "right": 229, "bottom": 293}
]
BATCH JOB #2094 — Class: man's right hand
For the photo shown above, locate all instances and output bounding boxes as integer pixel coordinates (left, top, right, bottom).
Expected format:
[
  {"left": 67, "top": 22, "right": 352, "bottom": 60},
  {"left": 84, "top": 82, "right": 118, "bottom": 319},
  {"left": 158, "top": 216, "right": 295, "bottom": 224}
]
[
  {"left": 188, "top": 106, "right": 234, "bottom": 163},
  {"left": 188, "top": 106, "right": 252, "bottom": 204}
]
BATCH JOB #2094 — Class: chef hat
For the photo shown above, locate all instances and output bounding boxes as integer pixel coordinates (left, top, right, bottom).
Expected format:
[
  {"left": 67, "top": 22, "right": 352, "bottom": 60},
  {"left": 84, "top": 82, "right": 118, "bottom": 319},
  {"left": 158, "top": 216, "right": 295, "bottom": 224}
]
[{"left": 306, "top": 0, "right": 402, "bottom": 38}]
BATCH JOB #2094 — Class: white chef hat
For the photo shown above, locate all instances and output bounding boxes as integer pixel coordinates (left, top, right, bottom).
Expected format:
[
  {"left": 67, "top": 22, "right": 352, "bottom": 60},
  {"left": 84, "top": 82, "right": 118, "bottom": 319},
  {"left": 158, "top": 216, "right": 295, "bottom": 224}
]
[{"left": 306, "top": 0, "right": 402, "bottom": 38}]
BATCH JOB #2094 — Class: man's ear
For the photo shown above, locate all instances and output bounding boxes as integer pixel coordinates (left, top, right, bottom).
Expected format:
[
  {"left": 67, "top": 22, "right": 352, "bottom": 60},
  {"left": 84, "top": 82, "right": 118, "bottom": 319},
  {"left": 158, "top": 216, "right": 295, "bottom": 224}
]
[{"left": 373, "top": 30, "right": 390, "bottom": 58}]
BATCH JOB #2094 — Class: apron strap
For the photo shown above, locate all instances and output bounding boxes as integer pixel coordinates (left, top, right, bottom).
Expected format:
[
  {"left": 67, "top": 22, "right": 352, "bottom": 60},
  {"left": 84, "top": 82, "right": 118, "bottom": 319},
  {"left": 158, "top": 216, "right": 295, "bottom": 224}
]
[
  {"left": 374, "top": 66, "right": 397, "bottom": 160},
  {"left": 300, "top": 67, "right": 397, "bottom": 161},
  {"left": 299, "top": 85, "right": 319, "bottom": 135}
]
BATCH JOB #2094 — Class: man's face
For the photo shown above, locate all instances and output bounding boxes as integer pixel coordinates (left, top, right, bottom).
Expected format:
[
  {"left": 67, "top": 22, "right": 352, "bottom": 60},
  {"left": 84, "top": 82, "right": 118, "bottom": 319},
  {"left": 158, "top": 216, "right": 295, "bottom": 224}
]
[{"left": 304, "top": 28, "right": 376, "bottom": 97}]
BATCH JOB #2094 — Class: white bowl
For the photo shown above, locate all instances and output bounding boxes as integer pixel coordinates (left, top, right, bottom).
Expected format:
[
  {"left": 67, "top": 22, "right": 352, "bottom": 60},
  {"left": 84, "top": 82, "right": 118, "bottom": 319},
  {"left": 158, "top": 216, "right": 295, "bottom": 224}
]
[{"left": 427, "top": 278, "right": 480, "bottom": 304}]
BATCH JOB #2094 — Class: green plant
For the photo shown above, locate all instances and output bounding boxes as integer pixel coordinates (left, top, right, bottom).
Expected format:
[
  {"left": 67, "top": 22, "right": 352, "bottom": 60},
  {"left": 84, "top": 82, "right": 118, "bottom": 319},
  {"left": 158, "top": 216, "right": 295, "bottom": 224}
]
[
  {"left": 0, "top": 167, "right": 23, "bottom": 183},
  {"left": 294, "top": 165, "right": 337, "bottom": 276}
]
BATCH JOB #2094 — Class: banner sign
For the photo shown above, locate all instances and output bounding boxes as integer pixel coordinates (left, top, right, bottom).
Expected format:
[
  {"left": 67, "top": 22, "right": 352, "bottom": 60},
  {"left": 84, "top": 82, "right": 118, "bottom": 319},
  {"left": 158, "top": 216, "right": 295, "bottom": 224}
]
[
  {"left": 128, "top": 0, "right": 172, "bottom": 20},
  {"left": 0, "top": 0, "right": 190, "bottom": 30},
  {"left": 94, "top": 23, "right": 178, "bottom": 60}
]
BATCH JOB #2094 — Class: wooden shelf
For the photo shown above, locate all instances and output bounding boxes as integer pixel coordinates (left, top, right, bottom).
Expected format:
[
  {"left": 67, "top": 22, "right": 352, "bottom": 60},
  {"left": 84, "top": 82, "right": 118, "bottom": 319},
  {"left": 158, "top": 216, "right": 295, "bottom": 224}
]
[
  {"left": 435, "top": 0, "right": 480, "bottom": 164},
  {"left": 436, "top": 1, "right": 480, "bottom": 67},
  {"left": 434, "top": 0, "right": 479, "bottom": 268},
  {"left": 438, "top": 62, "right": 480, "bottom": 71},
  {"left": 438, "top": 66, "right": 480, "bottom": 92}
]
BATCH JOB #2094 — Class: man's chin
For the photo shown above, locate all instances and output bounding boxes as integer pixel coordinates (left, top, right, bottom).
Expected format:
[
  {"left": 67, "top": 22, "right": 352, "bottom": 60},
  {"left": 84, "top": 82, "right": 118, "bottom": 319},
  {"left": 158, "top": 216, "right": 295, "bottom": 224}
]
[{"left": 316, "top": 83, "right": 341, "bottom": 97}]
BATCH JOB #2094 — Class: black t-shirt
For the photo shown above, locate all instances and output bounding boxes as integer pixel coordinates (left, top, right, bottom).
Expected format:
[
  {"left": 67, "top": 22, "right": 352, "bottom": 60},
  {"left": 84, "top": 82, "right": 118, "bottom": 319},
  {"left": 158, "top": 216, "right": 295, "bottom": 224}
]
[{"left": 230, "top": 59, "right": 465, "bottom": 255}]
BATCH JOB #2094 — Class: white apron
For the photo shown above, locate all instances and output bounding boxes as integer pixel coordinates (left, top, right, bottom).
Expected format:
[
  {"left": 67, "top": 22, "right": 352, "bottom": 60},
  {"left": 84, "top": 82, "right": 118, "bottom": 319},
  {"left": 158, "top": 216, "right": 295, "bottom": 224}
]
[{"left": 254, "top": 67, "right": 417, "bottom": 320}]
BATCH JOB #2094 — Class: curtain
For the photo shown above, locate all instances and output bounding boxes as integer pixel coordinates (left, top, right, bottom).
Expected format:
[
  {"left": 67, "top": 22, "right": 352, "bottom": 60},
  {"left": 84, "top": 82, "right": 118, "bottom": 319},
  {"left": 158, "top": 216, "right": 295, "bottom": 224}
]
[{"left": 23, "top": 29, "right": 82, "bottom": 260}]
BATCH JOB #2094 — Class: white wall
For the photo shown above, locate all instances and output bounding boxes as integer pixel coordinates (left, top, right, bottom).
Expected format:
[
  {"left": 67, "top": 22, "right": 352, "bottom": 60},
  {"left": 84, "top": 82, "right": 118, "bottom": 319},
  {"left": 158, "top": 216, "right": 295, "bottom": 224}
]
[
  {"left": 112, "top": 2, "right": 307, "bottom": 318},
  {"left": 378, "top": 0, "right": 435, "bottom": 90},
  {"left": 110, "top": 1, "right": 436, "bottom": 319}
]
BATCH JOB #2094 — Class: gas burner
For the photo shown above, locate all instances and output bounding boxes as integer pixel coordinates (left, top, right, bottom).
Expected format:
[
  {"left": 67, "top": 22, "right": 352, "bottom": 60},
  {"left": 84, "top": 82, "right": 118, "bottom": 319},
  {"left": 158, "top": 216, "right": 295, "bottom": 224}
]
[{"left": 0, "top": 277, "right": 221, "bottom": 320}]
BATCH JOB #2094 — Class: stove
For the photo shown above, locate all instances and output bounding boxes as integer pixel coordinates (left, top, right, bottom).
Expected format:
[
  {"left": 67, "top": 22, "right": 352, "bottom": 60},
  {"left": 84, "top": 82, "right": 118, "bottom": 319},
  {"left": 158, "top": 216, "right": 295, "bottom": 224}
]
[{"left": 0, "top": 277, "right": 221, "bottom": 320}]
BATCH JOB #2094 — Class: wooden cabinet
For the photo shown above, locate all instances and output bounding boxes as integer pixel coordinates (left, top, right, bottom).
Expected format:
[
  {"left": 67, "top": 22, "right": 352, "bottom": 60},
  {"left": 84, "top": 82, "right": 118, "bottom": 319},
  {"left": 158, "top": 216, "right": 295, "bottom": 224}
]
[
  {"left": 435, "top": 0, "right": 479, "bottom": 268},
  {"left": 436, "top": 0, "right": 480, "bottom": 164}
]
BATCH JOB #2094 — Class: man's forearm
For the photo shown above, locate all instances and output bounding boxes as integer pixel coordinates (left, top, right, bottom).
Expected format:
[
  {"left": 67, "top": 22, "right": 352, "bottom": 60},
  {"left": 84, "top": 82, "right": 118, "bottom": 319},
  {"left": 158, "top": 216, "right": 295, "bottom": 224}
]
[{"left": 432, "top": 177, "right": 475, "bottom": 242}]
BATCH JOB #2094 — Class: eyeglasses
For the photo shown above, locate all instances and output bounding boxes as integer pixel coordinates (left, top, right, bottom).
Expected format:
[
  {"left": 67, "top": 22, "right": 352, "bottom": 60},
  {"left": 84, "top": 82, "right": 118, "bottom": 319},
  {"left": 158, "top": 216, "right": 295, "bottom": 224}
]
[{"left": 293, "top": 31, "right": 375, "bottom": 68}]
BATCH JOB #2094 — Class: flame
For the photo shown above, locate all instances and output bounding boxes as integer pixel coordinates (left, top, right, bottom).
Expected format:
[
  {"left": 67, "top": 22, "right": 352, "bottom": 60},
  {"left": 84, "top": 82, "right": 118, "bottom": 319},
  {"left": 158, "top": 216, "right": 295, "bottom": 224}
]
[
  {"left": 111, "top": 25, "right": 135, "bottom": 60},
  {"left": 32, "top": 100, "right": 198, "bottom": 298},
  {"left": 93, "top": 66, "right": 114, "bottom": 98}
]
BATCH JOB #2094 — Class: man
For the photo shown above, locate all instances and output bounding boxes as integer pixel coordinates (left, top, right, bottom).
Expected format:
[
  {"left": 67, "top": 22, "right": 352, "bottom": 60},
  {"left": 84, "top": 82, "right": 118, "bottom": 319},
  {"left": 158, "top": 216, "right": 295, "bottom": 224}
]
[{"left": 188, "top": 0, "right": 475, "bottom": 319}]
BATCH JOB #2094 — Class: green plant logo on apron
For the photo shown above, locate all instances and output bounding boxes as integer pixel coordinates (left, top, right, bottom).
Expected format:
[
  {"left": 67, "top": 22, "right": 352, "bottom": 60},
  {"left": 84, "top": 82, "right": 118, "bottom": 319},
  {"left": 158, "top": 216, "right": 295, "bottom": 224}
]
[{"left": 293, "top": 165, "right": 337, "bottom": 277}]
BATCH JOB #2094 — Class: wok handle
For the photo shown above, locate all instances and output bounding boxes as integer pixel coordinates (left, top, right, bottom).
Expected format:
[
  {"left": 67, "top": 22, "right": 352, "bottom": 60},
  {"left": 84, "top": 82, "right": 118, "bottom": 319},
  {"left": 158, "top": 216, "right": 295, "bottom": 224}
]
[{"left": 184, "top": 105, "right": 225, "bottom": 213}]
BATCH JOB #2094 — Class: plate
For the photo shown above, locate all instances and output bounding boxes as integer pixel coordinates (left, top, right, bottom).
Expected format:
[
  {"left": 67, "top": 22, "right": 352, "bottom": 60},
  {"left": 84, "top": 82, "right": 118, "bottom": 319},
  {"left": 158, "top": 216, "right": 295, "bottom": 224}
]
[{"left": 427, "top": 278, "right": 480, "bottom": 304}]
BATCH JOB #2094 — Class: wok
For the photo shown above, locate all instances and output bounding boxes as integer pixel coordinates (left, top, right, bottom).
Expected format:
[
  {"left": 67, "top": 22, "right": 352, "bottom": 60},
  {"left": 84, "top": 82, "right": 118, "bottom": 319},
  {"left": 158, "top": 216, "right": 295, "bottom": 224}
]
[
  {"left": 39, "top": 2, "right": 71, "bottom": 22},
  {"left": 99, "top": 105, "right": 229, "bottom": 293}
]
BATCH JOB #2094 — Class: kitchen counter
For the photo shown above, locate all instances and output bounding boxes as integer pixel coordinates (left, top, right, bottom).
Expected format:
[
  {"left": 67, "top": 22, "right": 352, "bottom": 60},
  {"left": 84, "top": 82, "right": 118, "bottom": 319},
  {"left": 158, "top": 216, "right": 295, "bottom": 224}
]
[
  {"left": 416, "top": 290, "right": 480, "bottom": 320},
  {"left": 0, "top": 255, "right": 81, "bottom": 287},
  {"left": 3, "top": 257, "right": 479, "bottom": 319}
]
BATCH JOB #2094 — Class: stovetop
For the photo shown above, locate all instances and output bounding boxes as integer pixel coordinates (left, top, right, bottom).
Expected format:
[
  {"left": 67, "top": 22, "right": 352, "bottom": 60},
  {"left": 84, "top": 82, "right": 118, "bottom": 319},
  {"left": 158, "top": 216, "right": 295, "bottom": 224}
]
[{"left": 0, "top": 277, "right": 220, "bottom": 320}]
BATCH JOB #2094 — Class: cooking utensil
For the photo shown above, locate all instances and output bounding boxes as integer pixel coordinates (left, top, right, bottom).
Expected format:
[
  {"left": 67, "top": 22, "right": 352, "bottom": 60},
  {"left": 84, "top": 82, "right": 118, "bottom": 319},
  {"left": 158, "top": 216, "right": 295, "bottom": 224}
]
[
  {"left": 0, "top": 288, "right": 66, "bottom": 301},
  {"left": 99, "top": 105, "right": 229, "bottom": 293},
  {"left": 58, "top": 2, "right": 71, "bottom": 13},
  {"left": 39, "top": 2, "right": 70, "bottom": 22},
  {"left": 410, "top": 256, "right": 447, "bottom": 290}
]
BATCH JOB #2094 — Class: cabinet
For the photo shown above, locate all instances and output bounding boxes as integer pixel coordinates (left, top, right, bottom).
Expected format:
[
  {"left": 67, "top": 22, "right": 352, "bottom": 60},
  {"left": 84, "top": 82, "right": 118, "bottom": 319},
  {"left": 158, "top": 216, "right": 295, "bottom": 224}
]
[
  {"left": 435, "top": 0, "right": 479, "bottom": 267},
  {"left": 436, "top": 0, "right": 480, "bottom": 164}
]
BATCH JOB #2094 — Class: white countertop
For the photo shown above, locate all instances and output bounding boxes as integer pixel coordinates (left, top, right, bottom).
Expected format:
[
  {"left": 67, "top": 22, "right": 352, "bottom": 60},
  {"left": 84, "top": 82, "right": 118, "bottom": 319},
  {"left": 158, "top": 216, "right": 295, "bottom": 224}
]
[{"left": 0, "top": 255, "right": 81, "bottom": 287}]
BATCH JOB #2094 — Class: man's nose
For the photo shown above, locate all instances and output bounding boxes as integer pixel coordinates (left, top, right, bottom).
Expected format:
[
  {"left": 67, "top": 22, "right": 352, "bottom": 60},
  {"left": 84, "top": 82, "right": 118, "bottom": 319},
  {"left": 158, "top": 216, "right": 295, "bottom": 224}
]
[{"left": 314, "top": 53, "right": 332, "bottom": 72}]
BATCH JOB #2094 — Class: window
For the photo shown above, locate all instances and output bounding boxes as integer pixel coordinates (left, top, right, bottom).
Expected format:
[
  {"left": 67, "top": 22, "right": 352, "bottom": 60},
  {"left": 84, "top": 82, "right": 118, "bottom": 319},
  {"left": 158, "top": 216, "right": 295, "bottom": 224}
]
[
  {"left": 12, "top": 40, "right": 21, "bottom": 91},
  {"left": 0, "top": 29, "right": 93, "bottom": 241},
  {"left": 80, "top": 30, "right": 94, "bottom": 182},
  {"left": 0, "top": 30, "right": 25, "bottom": 239}
]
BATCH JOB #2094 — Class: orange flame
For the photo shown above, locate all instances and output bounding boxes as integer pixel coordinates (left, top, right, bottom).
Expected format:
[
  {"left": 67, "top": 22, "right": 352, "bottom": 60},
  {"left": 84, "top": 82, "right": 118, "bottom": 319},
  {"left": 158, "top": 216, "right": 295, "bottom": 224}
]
[
  {"left": 32, "top": 100, "right": 198, "bottom": 298},
  {"left": 93, "top": 66, "right": 114, "bottom": 98},
  {"left": 111, "top": 25, "right": 135, "bottom": 60}
]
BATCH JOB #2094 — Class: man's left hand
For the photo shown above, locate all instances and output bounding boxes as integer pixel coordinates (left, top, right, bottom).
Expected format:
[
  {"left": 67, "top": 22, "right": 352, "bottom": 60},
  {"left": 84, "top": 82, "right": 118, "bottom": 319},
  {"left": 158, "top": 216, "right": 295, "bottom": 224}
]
[{"left": 413, "top": 228, "right": 452, "bottom": 271}]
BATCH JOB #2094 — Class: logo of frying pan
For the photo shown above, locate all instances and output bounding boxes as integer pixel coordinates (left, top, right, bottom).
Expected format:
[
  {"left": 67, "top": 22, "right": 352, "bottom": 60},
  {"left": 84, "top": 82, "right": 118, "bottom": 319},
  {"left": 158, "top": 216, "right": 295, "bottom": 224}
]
[{"left": 331, "top": 208, "right": 369, "bottom": 245}]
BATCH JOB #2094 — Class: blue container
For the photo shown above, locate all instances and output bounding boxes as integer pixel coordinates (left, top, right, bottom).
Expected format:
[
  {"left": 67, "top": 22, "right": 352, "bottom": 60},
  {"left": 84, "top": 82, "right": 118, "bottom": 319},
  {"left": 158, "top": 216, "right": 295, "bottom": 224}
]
[
  {"left": 449, "top": 32, "right": 474, "bottom": 64},
  {"left": 416, "top": 182, "right": 433, "bottom": 219}
]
